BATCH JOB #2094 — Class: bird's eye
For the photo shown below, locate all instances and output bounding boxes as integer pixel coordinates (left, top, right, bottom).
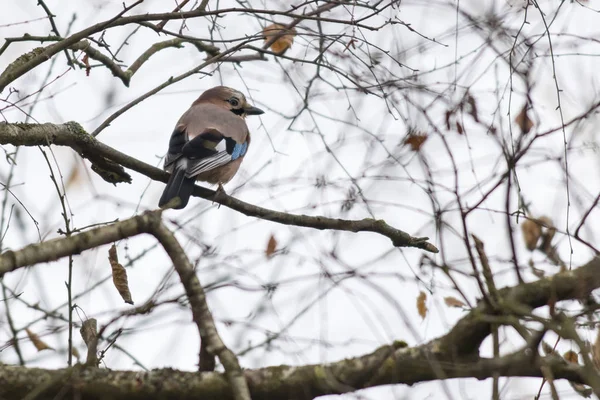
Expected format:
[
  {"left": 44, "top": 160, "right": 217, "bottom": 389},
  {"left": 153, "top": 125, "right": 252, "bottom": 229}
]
[{"left": 228, "top": 98, "right": 240, "bottom": 107}]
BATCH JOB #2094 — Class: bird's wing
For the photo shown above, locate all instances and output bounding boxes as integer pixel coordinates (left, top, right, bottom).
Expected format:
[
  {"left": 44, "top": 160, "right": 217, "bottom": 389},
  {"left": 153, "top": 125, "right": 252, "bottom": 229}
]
[
  {"left": 185, "top": 141, "right": 249, "bottom": 177},
  {"left": 164, "top": 103, "right": 250, "bottom": 177}
]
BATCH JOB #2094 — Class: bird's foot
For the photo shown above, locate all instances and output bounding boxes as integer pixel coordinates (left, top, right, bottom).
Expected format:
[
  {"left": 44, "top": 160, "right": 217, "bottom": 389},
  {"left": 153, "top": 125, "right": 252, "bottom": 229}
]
[{"left": 212, "top": 183, "right": 226, "bottom": 207}]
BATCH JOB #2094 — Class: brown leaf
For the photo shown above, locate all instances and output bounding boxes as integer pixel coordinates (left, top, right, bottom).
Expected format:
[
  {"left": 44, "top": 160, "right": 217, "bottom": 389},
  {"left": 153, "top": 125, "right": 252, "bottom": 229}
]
[
  {"left": 515, "top": 105, "right": 533, "bottom": 134},
  {"left": 109, "top": 244, "right": 134, "bottom": 305},
  {"left": 80, "top": 318, "right": 99, "bottom": 366},
  {"left": 592, "top": 329, "right": 600, "bottom": 370},
  {"left": 521, "top": 219, "right": 542, "bottom": 251},
  {"left": 466, "top": 94, "right": 479, "bottom": 122},
  {"left": 542, "top": 341, "right": 557, "bottom": 356},
  {"left": 444, "top": 296, "right": 466, "bottom": 308},
  {"left": 343, "top": 39, "right": 357, "bottom": 52},
  {"left": 445, "top": 110, "right": 452, "bottom": 130},
  {"left": 26, "top": 328, "right": 53, "bottom": 351},
  {"left": 404, "top": 132, "right": 428, "bottom": 152},
  {"left": 265, "top": 234, "right": 277, "bottom": 258},
  {"left": 82, "top": 54, "right": 91, "bottom": 77},
  {"left": 456, "top": 121, "right": 464, "bottom": 135},
  {"left": 80, "top": 318, "right": 98, "bottom": 347},
  {"left": 563, "top": 350, "right": 579, "bottom": 364},
  {"left": 263, "top": 23, "right": 296, "bottom": 54},
  {"left": 417, "top": 291, "right": 428, "bottom": 319}
]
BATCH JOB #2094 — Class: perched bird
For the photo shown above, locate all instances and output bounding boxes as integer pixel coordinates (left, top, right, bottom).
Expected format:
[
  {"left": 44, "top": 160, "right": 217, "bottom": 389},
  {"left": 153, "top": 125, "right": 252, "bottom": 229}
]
[{"left": 158, "top": 86, "right": 264, "bottom": 209}]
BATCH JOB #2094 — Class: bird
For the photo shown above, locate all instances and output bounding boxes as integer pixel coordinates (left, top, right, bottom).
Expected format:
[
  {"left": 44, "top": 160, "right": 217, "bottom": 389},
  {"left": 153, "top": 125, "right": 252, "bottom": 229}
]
[{"left": 158, "top": 86, "right": 264, "bottom": 209}]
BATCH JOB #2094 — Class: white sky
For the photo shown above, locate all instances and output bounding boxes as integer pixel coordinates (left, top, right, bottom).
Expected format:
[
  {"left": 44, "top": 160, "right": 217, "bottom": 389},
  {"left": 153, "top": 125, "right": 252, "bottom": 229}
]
[{"left": 1, "top": 0, "right": 600, "bottom": 399}]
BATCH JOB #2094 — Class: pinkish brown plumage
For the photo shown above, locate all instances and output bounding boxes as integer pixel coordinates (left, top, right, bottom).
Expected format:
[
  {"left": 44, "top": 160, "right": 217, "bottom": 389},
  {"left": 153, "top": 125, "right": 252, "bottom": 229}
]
[{"left": 159, "top": 86, "right": 263, "bottom": 209}]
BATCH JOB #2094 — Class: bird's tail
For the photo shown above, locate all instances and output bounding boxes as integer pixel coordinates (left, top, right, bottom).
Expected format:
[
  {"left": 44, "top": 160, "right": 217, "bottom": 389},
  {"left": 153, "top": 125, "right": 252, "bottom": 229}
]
[{"left": 159, "top": 168, "right": 196, "bottom": 209}]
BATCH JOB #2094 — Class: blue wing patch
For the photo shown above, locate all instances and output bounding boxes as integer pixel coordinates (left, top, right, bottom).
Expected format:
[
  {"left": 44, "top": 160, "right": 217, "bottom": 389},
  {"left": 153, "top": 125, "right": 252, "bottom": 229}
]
[{"left": 231, "top": 142, "right": 248, "bottom": 160}]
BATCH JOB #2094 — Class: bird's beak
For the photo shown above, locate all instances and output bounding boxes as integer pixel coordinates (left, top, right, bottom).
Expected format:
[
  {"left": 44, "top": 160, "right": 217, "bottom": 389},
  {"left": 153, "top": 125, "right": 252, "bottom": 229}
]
[{"left": 243, "top": 104, "right": 265, "bottom": 115}]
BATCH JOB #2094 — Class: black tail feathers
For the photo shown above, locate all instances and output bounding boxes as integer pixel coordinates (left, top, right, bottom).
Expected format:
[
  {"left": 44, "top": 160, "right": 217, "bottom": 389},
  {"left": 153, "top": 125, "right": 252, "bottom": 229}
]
[{"left": 159, "top": 168, "right": 196, "bottom": 209}]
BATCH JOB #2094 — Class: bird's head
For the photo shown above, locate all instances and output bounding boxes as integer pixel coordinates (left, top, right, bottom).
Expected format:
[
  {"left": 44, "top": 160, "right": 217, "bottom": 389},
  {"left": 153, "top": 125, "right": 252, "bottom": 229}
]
[{"left": 197, "top": 86, "right": 264, "bottom": 118}]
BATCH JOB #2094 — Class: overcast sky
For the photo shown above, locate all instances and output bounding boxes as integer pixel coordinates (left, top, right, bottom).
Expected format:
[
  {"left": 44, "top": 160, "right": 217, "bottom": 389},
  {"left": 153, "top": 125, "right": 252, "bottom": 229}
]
[{"left": 2, "top": 1, "right": 600, "bottom": 398}]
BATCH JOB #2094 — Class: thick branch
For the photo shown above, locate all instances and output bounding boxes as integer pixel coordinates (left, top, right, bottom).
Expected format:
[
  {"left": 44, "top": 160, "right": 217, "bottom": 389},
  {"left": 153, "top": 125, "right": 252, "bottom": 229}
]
[
  {"left": 0, "top": 209, "right": 161, "bottom": 276},
  {"left": 0, "top": 34, "right": 60, "bottom": 57},
  {"left": 0, "top": 212, "right": 598, "bottom": 398},
  {"left": 0, "top": 342, "right": 587, "bottom": 400},
  {"left": 154, "top": 222, "right": 251, "bottom": 399},
  {"left": 440, "top": 256, "right": 600, "bottom": 357},
  {"left": 0, "top": 121, "right": 438, "bottom": 252},
  {"left": 0, "top": 210, "right": 251, "bottom": 400}
]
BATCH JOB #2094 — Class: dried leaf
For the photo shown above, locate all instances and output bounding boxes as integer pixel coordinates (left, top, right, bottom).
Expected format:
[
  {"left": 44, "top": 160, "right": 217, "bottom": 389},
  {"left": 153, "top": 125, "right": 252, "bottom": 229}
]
[
  {"left": 109, "top": 244, "right": 134, "bottom": 305},
  {"left": 445, "top": 110, "right": 452, "bottom": 130},
  {"left": 80, "top": 318, "right": 99, "bottom": 366},
  {"left": 404, "top": 132, "right": 428, "bottom": 152},
  {"left": 26, "top": 328, "right": 53, "bottom": 351},
  {"left": 444, "top": 296, "right": 466, "bottom": 308},
  {"left": 563, "top": 350, "right": 579, "bottom": 364},
  {"left": 80, "top": 318, "right": 98, "bottom": 347},
  {"left": 466, "top": 94, "right": 479, "bottom": 122},
  {"left": 263, "top": 23, "right": 296, "bottom": 54},
  {"left": 417, "top": 291, "right": 428, "bottom": 319},
  {"left": 343, "top": 39, "right": 357, "bottom": 52},
  {"left": 592, "top": 330, "right": 600, "bottom": 370},
  {"left": 521, "top": 219, "right": 542, "bottom": 251},
  {"left": 542, "top": 341, "right": 557, "bottom": 356},
  {"left": 515, "top": 105, "right": 533, "bottom": 134},
  {"left": 82, "top": 54, "right": 91, "bottom": 77},
  {"left": 266, "top": 234, "right": 277, "bottom": 258},
  {"left": 523, "top": 216, "right": 565, "bottom": 268}
]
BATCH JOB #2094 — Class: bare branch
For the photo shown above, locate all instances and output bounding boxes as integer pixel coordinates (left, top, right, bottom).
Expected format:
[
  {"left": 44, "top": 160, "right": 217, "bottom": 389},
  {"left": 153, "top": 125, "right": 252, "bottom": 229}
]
[
  {"left": 0, "top": 121, "right": 438, "bottom": 252},
  {"left": 0, "top": 210, "right": 251, "bottom": 399},
  {"left": 154, "top": 222, "right": 251, "bottom": 399},
  {"left": 69, "top": 38, "right": 219, "bottom": 87},
  {"left": 0, "top": 209, "right": 161, "bottom": 277},
  {"left": 0, "top": 339, "right": 588, "bottom": 400},
  {"left": 1, "top": 207, "right": 598, "bottom": 397}
]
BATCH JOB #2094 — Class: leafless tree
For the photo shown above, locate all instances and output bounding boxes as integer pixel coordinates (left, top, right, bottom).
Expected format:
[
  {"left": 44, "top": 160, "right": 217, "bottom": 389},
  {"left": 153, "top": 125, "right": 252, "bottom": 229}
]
[{"left": 1, "top": 0, "right": 600, "bottom": 399}]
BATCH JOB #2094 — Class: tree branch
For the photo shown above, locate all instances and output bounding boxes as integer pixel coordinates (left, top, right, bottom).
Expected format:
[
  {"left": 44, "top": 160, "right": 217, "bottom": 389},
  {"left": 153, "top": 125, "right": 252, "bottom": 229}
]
[
  {"left": 0, "top": 209, "right": 598, "bottom": 398},
  {"left": 0, "top": 121, "right": 438, "bottom": 252},
  {"left": 69, "top": 38, "right": 219, "bottom": 87},
  {"left": 0, "top": 209, "right": 251, "bottom": 400},
  {"left": 0, "top": 341, "right": 588, "bottom": 400},
  {"left": 439, "top": 256, "right": 600, "bottom": 357},
  {"left": 153, "top": 222, "right": 251, "bottom": 399},
  {"left": 0, "top": 2, "right": 345, "bottom": 93}
]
